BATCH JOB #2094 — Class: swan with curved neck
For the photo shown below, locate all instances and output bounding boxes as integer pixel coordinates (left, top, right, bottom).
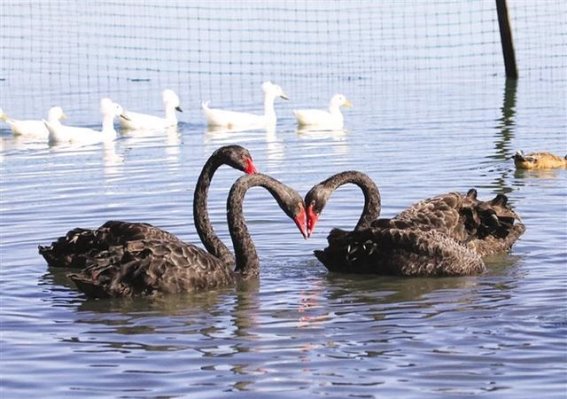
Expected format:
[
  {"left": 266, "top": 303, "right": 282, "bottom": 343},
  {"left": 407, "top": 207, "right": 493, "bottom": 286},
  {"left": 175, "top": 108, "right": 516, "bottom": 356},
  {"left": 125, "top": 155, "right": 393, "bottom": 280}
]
[
  {"left": 202, "top": 81, "right": 288, "bottom": 131},
  {"left": 65, "top": 173, "right": 307, "bottom": 297},
  {"left": 305, "top": 171, "right": 525, "bottom": 276},
  {"left": 39, "top": 145, "right": 257, "bottom": 271},
  {"left": 304, "top": 170, "right": 381, "bottom": 237}
]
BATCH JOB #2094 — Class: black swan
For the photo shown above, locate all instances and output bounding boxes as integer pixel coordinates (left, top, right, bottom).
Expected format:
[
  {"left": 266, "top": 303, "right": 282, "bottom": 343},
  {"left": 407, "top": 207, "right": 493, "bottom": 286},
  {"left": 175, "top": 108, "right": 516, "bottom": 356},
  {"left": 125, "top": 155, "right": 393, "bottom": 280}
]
[
  {"left": 44, "top": 173, "right": 307, "bottom": 297},
  {"left": 388, "top": 188, "right": 525, "bottom": 257},
  {"left": 304, "top": 171, "right": 525, "bottom": 276},
  {"left": 39, "top": 145, "right": 257, "bottom": 271}
]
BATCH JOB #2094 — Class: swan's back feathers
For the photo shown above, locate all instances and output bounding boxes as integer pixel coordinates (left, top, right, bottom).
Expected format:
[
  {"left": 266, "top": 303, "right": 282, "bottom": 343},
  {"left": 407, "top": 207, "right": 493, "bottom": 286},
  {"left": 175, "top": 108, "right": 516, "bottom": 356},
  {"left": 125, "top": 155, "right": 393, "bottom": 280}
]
[
  {"left": 386, "top": 190, "right": 525, "bottom": 256},
  {"left": 40, "top": 220, "right": 234, "bottom": 297},
  {"left": 68, "top": 238, "right": 234, "bottom": 298},
  {"left": 390, "top": 192, "right": 469, "bottom": 238},
  {"left": 315, "top": 189, "right": 524, "bottom": 276},
  {"left": 38, "top": 221, "right": 182, "bottom": 269},
  {"left": 316, "top": 227, "right": 485, "bottom": 276}
]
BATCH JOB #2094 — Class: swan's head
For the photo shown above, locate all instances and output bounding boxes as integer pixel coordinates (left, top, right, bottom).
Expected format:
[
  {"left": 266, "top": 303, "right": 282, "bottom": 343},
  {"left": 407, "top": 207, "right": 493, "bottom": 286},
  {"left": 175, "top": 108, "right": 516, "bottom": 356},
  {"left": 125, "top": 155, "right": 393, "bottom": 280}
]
[
  {"left": 215, "top": 145, "right": 257, "bottom": 175},
  {"left": 330, "top": 94, "right": 352, "bottom": 109},
  {"left": 162, "top": 89, "right": 182, "bottom": 112},
  {"left": 262, "top": 81, "right": 288, "bottom": 100},
  {"left": 304, "top": 182, "right": 334, "bottom": 237},
  {"left": 100, "top": 98, "right": 129, "bottom": 120},
  {"left": 289, "top": 197, "right": 308, "bottom": 239},
  {"left": 47, "top": 106, "right": 66, "bottom": 121}
]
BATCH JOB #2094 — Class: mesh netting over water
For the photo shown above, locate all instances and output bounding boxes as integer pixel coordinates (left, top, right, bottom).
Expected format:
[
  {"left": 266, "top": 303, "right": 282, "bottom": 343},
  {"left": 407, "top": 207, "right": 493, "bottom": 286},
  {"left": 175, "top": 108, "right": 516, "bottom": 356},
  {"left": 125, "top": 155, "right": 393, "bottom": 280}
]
[{"left": 1, "top": 1, "right": 565, "bottom": 116}]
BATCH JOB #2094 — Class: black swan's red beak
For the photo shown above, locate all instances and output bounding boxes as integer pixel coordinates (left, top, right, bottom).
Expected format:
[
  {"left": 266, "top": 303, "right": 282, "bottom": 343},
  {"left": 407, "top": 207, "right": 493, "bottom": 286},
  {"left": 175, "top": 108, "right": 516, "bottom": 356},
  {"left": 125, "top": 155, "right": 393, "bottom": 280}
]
[
  {"left": 245, "top": 158, "right": 257, "bottom": 174},
  {"left": 306, "top": 205, "right": 319, "bottom": 238},
  {"left": 294, "top": 207, "right": 308, "bottom": 239}
]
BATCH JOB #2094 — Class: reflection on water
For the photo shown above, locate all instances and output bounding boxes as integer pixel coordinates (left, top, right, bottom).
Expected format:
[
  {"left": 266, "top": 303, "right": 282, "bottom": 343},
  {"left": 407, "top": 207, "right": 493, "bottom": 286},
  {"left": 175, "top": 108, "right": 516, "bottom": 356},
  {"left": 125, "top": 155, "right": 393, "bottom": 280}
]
[
  {"left": 488, "top": 78, "right": 518, "bottom": 194},
  {"left": 514, "top": 167, "right": 565, "bottom": 180},
  {"left": 102, "top": 141, "right": 123, "bottom": 176},
  {"left": 296, "top": 128, "right": 350, "bottom": 157},
  {"left": 493, "top": 78, "right": 518, "bottom": 162},
  {"left": 31, "top": 253, "right": 532, "bottom": 398},
  {"left": 296, "top": 127, "right": 348, "bottom": 138}
]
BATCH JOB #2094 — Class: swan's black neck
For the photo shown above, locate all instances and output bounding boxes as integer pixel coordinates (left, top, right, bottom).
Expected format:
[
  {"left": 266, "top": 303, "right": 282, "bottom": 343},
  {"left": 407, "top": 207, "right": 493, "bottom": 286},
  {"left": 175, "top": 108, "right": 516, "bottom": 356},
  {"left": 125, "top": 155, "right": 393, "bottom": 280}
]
[
  {"left": 193, "top": 153, "right": 234, "bottom": 267},
  {"left": 323, "top": 171, "right": 381, "bottom": 230},
  {"left": 227, "top": 174, "right": 296, "bottom": 278}
]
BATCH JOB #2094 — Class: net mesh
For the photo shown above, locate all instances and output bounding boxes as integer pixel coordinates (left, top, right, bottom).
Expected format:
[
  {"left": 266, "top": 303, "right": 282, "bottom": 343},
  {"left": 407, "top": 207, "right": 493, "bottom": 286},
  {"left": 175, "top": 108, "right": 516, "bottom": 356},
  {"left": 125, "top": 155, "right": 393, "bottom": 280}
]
[{"left": 1, "top": 0, "right": 565, "bottom": 116}]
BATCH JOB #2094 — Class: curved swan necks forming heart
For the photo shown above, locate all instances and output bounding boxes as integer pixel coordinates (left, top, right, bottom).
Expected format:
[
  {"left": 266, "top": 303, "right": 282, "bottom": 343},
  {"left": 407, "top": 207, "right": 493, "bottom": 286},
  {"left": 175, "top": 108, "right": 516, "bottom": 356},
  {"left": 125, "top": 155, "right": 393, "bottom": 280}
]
[{"left": 228, "top": 173, "right": 308, "bottom": 278}]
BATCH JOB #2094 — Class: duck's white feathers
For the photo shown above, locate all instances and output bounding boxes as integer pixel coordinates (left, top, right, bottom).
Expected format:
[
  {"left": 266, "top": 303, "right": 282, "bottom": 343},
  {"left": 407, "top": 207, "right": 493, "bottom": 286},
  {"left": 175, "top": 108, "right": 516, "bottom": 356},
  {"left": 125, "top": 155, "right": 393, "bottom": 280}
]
[
  {"left": 293, "top": 94, "right": 351, "bottom": 130},
  {"left": 120, "top": 89, "right": 181, "bottom": 131},
  {"left": 202, "top": 81, "right": 287, "bottom": 130},
  {"left": 1, "top": 106, "right": 66, "bottom": 139},
  {"left": 47, "top": 98, "right": 123, "bottom": 145}
]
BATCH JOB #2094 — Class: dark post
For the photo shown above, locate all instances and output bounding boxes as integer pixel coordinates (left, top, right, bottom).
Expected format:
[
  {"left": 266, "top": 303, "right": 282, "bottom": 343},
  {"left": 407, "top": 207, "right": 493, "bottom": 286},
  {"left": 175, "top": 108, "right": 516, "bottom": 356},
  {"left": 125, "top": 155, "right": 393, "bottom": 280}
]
[{"left": 495, "top": 0, "right": 518, "bottom": 79}]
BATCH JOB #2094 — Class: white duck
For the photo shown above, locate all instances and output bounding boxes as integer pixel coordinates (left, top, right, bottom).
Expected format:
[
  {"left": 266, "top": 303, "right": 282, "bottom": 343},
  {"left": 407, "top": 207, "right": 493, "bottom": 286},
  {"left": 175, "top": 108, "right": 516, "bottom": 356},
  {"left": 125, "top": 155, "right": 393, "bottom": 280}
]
[
  {"left": 120, "top": 89, "right": 182, "bottom": 131},
  {"left": 293, "top": 94, "right": 352, "bottom": 130},
  {"left": 0, "top": 106, "right": 66, "bottom": 140},
  {"left": 202, "top": 81, "right": 288, "bottom": 130},
  {"left": 46, "top": 98, "right": 126, "bottom": 145}
]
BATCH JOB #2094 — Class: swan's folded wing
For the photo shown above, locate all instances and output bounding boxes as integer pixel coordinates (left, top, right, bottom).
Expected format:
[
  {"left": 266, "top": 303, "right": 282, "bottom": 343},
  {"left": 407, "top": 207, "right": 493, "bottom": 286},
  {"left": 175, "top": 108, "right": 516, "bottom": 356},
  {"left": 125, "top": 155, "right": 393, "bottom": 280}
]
[
  {"left": 38, "top": 221, "right": 183, "bottom": 268},
  {"left": 389, "top": 192, "right": 471, "bottom": 240},
  {"left": 68, "top": 238, "right": 235, "bottom": 298},
  {"left": 315, "top": 227, "right": 485, "bottom": 277}
]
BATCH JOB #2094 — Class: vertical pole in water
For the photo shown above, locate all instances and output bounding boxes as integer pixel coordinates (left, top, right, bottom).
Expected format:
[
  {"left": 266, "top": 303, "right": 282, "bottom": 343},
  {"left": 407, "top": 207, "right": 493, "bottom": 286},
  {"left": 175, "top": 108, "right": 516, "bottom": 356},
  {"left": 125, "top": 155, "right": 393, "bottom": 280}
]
[{"left": 495, "top": 0, "right": 518, "bottom": 79}]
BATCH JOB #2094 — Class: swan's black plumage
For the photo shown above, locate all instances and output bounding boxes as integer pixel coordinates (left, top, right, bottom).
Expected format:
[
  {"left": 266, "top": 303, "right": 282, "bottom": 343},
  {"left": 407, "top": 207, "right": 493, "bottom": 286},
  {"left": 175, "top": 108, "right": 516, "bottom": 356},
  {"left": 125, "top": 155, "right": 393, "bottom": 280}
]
[
  {"left": 387, "top": 189, "right": 525, "bottom": 256},
  {"left": 306, "top": 172, "right": 525, "bottom": 276},
  {"left": 314, "top": 227, "right": 485, "bottom": 276},
  {"left": 38, "top": 145, "right": 261, "bottom": 297},
  {"left": 40, "top": 170, "right": 306, "bottom": 297}
]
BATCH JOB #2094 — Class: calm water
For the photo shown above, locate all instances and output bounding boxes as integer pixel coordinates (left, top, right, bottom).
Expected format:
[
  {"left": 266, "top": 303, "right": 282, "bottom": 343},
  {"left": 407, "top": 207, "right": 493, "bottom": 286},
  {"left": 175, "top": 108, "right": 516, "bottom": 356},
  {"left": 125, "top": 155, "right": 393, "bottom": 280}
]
[{"left": 1, "top": 2, "right": 566, "bottom": 398}]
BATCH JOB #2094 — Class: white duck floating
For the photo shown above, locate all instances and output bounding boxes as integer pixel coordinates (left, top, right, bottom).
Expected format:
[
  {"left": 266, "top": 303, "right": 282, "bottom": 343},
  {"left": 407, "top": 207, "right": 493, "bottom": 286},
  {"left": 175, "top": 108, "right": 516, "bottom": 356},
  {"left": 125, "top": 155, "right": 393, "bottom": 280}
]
[
  {"left": 202, "top": 81, "right": 288, "bottom": 131},
  {"left": 0, "top": 106, "right": 66, "bottom": 140},
  {"left": 46, "top": 98, "right": 126, "bottom": 145},
  {"left": 293, "top": 94, "right": 352, "bottom": 130},
  {"left": 120, "top": 89, "right": 182, "bottom": 131}
]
